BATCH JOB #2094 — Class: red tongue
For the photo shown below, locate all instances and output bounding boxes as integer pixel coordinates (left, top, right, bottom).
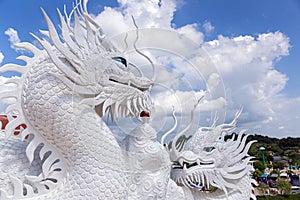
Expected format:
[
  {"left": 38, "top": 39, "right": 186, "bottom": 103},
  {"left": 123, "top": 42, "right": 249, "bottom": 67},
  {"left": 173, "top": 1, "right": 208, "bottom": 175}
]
[{"left": 140, "top": 111, "right": 150, "bottom": 117}]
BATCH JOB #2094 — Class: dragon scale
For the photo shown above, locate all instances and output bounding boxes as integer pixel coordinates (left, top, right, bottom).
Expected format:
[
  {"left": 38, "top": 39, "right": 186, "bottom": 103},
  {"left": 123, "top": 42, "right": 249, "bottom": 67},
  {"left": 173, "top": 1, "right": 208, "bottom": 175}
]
[
  {"left": 22, "top": 56, "right": 128, "bottom": 199},
  {"left": 0, "top": 1, "right": 257, "bottom": 199}
]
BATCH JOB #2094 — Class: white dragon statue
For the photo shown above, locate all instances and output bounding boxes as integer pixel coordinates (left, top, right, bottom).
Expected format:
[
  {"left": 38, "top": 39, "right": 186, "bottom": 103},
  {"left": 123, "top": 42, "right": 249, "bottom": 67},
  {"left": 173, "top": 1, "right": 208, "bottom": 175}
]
[{"left": 0, "top": 1, "right": 257, "bottom": 199}]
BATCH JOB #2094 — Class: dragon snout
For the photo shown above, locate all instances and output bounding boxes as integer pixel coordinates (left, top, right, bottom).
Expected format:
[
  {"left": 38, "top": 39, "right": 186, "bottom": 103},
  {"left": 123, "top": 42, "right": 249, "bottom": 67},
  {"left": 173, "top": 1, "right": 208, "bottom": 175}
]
[
  {"left": 130, "top": 75, "right": 153, "bottom": 91},
  {"left": 109, "top": 73, "right": 153, "bottom": 92}
]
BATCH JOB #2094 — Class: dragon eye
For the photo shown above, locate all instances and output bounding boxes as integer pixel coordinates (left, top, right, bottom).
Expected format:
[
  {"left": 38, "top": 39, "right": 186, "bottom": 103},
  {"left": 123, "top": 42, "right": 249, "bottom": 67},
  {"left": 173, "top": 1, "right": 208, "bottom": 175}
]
[
  {"left": 113, "top": 57, "right": 127, "bottom": 67},
  {"left": 203, "top": 147, "right": 215, "bottom": 152}
]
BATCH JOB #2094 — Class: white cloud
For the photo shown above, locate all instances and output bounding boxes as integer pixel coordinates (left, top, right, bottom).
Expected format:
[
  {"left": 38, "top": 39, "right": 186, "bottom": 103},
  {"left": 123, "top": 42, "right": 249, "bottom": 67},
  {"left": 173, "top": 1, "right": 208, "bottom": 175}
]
[
  {"left": 239, "top": 96, "right": 300, "bottom": 138},
  {"left": 89, "top": 0, "right": 299, "bottom": 138},
  {"left": 94, "top": 0, "right": 203, "bottom": 45},
  {"left": 94, "top": 0, "right": 176, "bottom": 37},
  {"left": 202, "top": 32, "right": 297, "bottom": 138},
  {"left": 4, "top": 28, "right": 21, "bottom": 51},
  {"left": 203, "top": 21, "right": 214, "bottom": 35},
  {"left": 203, "top": 32, "right": 289, "bottom": 73},
  {"left": 151, "top": 89, "right": 222, "bottom": 137},
  {"left": 0, "top": 51, "right": 4, "bottom": 64},
  {"left": 93, "top": 7, "right": 131, "bottom": 37},
  {"left": 118, "top": 0, "right": 176, "bottom": 29},
  {"left": 177, "top": 23, "right": 204, "bottom": 45}
]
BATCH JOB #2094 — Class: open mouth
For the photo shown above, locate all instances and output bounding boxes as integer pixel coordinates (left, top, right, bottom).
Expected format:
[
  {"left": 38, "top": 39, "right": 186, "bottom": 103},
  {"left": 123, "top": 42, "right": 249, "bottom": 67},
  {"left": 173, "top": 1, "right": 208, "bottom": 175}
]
[
  {"left": 172, "top": 160, "right": 214, "bottom": 170},
  {"left": 109, "top": 78, "right": 149, "bottom": 92},
  {"left": 171, "top": 160, "right": 216, "bottom": 190},
  {"left": 172, "top": 169, "right": 213, "bottom": 190}
]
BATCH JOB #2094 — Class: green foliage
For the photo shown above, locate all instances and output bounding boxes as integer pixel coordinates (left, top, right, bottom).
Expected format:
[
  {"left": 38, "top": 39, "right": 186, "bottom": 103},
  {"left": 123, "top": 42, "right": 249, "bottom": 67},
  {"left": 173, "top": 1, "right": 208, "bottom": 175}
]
[
  {"left": 269, "top": 144, "right": 284, "bottom": 156},
  {"left": 254, "top": 160, "right": 266, "bottom": 171},
  {"left": 247, "top": 134, "right": 279, "bottom": 145},
  {"left": 253, "top": 169, "right": 263, "bottom": 179},
  {"left": 257, "top": 194, "right": 300, "bottom": 200},
  {"left": 273, "top": 162, "right": 285, "bottom": 170},
  {"left": 270, "top": 170, "right": 279, "bottom": 175},
  {"left": 278, "top": 137, "right": 300, "bottom": 150},
  {"left": 247, "top": 135, "right": 300, "bottom": 168},
  {"left": 289, "top": 151, "right": 300, "bottom": 165}
]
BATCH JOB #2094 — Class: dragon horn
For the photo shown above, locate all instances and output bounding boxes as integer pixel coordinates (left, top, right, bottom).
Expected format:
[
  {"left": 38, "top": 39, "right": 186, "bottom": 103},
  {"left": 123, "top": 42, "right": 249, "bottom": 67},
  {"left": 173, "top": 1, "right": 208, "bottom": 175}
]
[
  {"left": 217, "top": 107, "right": 243, "bottom": 132},
  {"left": 170, "top": 96, "right": 203, "bottom": 155},
  {"left": 131, "top": 16, "right": 156, "bottom": 81},
  {"left": 161, "top": 106, "right": 177, "bottom": 146}
]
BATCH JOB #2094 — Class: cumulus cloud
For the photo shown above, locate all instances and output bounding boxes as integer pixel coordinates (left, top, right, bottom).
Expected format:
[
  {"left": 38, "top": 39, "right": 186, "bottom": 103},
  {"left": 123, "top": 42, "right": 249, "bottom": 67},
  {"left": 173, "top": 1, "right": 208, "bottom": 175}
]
[
  {"left": 0, "top": 51, "right": 4, "bottom": 64},
  {"left": 149, "top": 89, "right": 226, "bottom": 141},
  {"left": 88, "top": 0, "right": 299, "bottom": 138},
  {"left": 97, "top": 0, "right": 300, "bottom": 137},
  {"left": 177, "top": 23, "right": 204, "bottom": 45},
  {"left": 94, "top": 0, "right": 203, "bottom": 45},
  {"left": 237, "top": 95, "right": 300, "bottom": 138},
  {"left": 202, "top": 32, "right": 296, "bottom": 137},
  {"left": 4, "top": 28, "right": 21, "bottom": 51},
  {"left": 203, "top": 21, "right": 214, "bottom": 35}
]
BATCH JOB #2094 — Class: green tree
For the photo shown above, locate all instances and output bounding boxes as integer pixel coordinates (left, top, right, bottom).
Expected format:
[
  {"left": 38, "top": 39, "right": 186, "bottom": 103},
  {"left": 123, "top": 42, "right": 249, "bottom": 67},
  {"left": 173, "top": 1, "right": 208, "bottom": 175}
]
[
  {"left": 254, "top": 160, "right": 266, "bottom": 171},
  {"left": 273, "top": 161, "right": 285, "bottom": 170},
  {"left": 270, "top": 143, "right": 284, "bottom": 156},
  {"left": 253, "top": 169, "right": 263, "bottom": 182},
  {"left": 270, "top": 170, "right": 279, "bottom": 175},
  {"left": 277, "top": 178, "right": 291, "bottom": 195}
]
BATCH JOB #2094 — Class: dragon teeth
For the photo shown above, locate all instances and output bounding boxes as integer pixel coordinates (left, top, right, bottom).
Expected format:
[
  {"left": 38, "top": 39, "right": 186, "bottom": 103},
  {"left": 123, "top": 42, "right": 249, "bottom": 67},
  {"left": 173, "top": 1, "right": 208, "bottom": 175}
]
[
  {"left": 132, "top": 97, "right": 138, "bottom": 112},
  {"left": 126, "top": 100, "right": 133, "bottom": 115},
  {"left": 183, "top": 163, "right": 187, "bottom": 172},
  {"left": 195, "top": 173, "right": 199, "bottom": 183},
  {"left": 138, "top": 96, "right": 143, "bottom": 109},
  {"left": 179, "top": 177, "right": 183, "bottom": 185},
  {"left": 178, "top": 158, "right": 183, "bottom": 166},
  {"left": 186, "top": 175, "right": 192, "bottom": 183},
  {"left": 200, "top": 172, "right": 205, "bottom": 187},
  {"left": 183, "top": 178, "right": 190, "bottom": 188},
  {"left": 205, "top": 173, "right": 210, "bottom": 189},
  {"left": 191, "top": 174, "right": 195, "bottom": 182}
]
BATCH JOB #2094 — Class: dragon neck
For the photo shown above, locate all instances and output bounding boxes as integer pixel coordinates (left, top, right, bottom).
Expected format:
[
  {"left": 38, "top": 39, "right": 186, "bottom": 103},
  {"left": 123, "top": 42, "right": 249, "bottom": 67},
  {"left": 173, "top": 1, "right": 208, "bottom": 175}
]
[{"left": 21, "top": 62, "right": 128, "bottom": 198}]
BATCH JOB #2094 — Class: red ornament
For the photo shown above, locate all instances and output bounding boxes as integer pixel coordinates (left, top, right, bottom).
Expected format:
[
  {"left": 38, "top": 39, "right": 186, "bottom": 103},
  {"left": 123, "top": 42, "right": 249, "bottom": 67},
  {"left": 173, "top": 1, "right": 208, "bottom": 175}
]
[
  {"left": 140, "top": 111, "right": 150, "bottom": 118},
  {"left": 0, "top": 115, "right": 28, "bottom": 139}
]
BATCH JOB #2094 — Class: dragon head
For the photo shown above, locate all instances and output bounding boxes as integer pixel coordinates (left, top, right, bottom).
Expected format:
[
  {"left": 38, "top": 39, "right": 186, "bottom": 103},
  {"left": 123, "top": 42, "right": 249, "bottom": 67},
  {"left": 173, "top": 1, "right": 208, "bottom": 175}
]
[
  {"left": 32, "top": 1, "right": 153, "bottom": 119},
  {"left": 165, "top": 108, "right": 256, "bottom": 197}
]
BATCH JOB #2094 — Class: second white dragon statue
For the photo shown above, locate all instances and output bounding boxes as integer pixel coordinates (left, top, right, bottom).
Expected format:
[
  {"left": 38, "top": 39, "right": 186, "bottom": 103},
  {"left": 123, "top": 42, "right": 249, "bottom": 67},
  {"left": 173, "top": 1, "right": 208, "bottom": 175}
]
[{"left": 0, "top": 1, "right": 257, "bottom": 199}]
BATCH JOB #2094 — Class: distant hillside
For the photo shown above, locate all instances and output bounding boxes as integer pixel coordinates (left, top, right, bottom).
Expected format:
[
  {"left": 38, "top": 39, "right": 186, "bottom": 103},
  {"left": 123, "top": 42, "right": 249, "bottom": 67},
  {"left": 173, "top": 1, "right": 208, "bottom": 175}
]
[
  {"left": 247, "top": 134, "right": 300, "bottom": 150},
  {"left": 241, "top": 134, "right": 300, "bottom": 168}
]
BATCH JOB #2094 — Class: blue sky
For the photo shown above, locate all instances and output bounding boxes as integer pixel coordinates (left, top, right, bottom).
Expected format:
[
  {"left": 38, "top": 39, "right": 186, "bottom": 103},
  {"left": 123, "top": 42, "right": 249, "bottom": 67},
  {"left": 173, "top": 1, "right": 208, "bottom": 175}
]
[
  {"left": 173, "top": 0, "right": 300, "bottom": 98},
  {"left": 0, "top": 0, "right": 299, "bottom": 138},
  {"left": 0, "top": 0, "right": 299, "bottom": 96}
]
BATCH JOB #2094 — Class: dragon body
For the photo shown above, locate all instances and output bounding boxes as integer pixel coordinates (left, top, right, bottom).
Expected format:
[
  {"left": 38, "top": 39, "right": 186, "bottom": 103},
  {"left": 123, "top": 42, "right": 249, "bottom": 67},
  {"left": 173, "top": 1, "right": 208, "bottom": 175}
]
[{"left": 0, "top": 1, "right": 256, "bottom": 199}]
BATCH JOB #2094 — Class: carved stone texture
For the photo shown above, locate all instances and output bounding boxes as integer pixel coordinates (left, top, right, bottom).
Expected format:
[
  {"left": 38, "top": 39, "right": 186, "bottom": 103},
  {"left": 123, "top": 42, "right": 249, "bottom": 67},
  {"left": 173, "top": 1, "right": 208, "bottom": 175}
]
[{"left": 0, "top": 1, "right": 256, "bottom": 199}]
